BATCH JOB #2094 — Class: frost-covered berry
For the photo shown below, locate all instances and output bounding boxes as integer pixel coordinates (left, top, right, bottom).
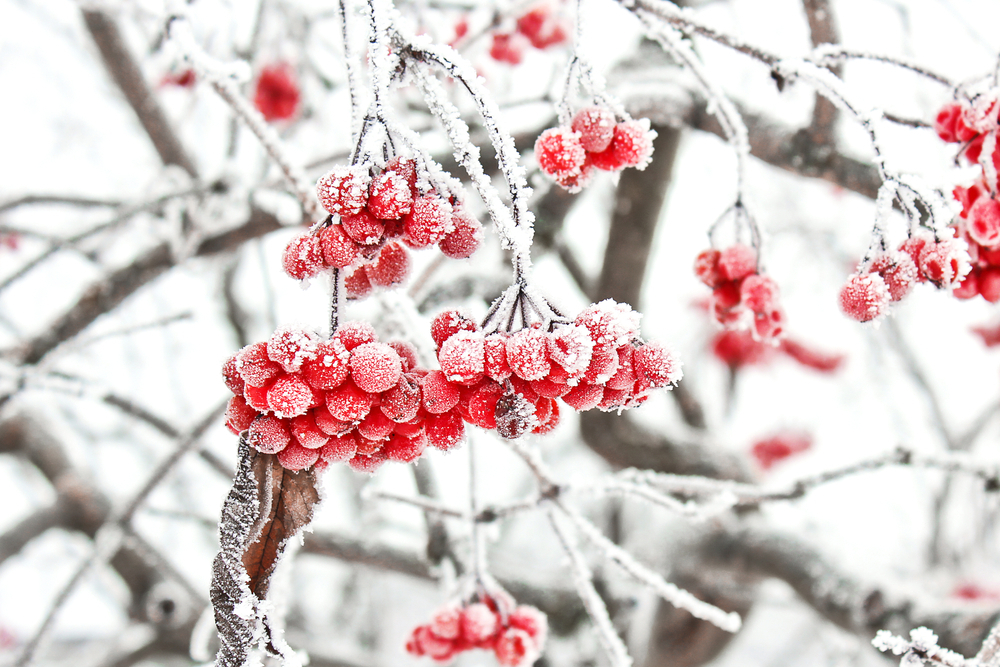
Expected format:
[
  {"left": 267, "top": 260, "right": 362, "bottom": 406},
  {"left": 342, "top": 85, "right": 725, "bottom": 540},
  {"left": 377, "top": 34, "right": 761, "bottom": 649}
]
[
  {"left": 404, "top": 195, "right": 454, "bottom": 248},
  {"left": 839, "top": 273, "right": 890, "bottom": 322},
  {"left": 341, "top": 209, "right": 385, "bottom": 245},
  {"left": 408, "top": 625, "right": 455, "bottom": 661},
  {"left": 605, "top": 345, "right": 636, "bottom": 391},
  {"left": 358, "top": 409, "right": 395, "bottom": 441},
  {"left": 382, "top": 432, "right": 427, "bottom": 463},
  {"left": 530, "top": 377, "right": 571, "bottom": 398},
  {"left": 607, "top": 119, "right": 656, "bottom": 169},
  {"left": 368, "top": 170, "right": 413, "bottom": 220},
  {"left": 899, "top": 235, "right": 930, "bottom": 276},
  {"left": 267, "top": 375, "right": 317, "bottom": 418},
  {"left": 535, "top": 127, "right": 586, "bottom": 177},
  {"left": 467, "top": 382, "right": 503, "bottom": 429},
  {"left": 367, "top": 242, "right": 410, "bottom": 287},
  {"left": 439, "top": 330, "right": 486, "bottom": 385},
  {"left": 495, "top": 628, "right": 538, "bottom": 667},
  {"left": 516, "top": 6, "right": 567, "bottom": 48},
  {"left": 237, "top": 342, "right": 282, "bottom": 387},
  {"left": 575, "top": 299, "right": 641, "bottom": 350},
  {"left": 439, "top": 208, "right": 483, "bottom": 259},
  {"left": 290, "top": 413, "right": 329, "bottom": 449},
  {"left": 254, "top": 64, "right": 300, "bottom": 122},
  {"left": 431, "top": 310, "right": 478, "bottom": 349},
  {"left": 633, "top": 342, "right": 682, "bottom": 388},
  {"left": 561, "top": 383, "right": 604, "bottom": 411},
  {"left": 426, "top": 410, "right": 465, "bottom": 450},
  {"left": 919, "top": 237, "right": 971, "bottom": 288},
  {"left": 740, "top": 275, "right": 780, "bottom": 313},
  {"left": 509, "top": 605, "right": 548, "bottom": 645},
  {"left": 571, "top": 106, "right": 616, "bottom": 153},
  {"left": 316, "top": 166, "right": 369, "bottom": 216},
  {"left": 222, "top": 355, "right": 244, "bottom": 395},
  {"left": 380, "top": 374, "right": 422, "bottom": 422},
  {"left": 460, "top": 603, "right": 499, "bottom": 645},
  {"left": 955, "top": 180, "right": 989, "bottom": 219},
  {"left": 490, "top": 32, "right": 528, "bottom": 64},
  {"left": 935, "top": 101, "right": 965, "bottom": 143},
  {"left": 547, "top": 325, "right": 594, "bottom": 377},
  {"left": 225, "top": 396, "right": 257, "bottom": 434},
  {"left": 350, "top": 342, "right": 403, "bottom": 393},
  {"left": 386, "top": 156, "right": 418, "bottom": 194},
  {"left": 319, "top": 433, "right": 357, "bottom": 461},
  {"left": 276, "top": 442, "right": 319, "bottom": 470},
  {"left": 282, "top": 233, "right": 324, "bottom": 280},
  {"left": 268, "top": 328, "right": 320, "bottom": 373},
  {"left": 344, "top": 266, "right": 373, "bottom": 299},
  {"left": 968, "top": 197, "right": 1000, "bottom": 247},
  {"left": 484, "top": 333, "right": 511, "bottom": 381},
  {"left": 422, "top": 371, "right": 461, "bottom": 414},
  {"left": 326, "top": 379, "right": 375, "bottom": 422},
  {"left": 248, "top": 414, "right": 291, "bottom": 454},
  {"left": 554, "top": 160, "right": 594, "bottom": 193},
  {"left": 318, "top": 224, "right": 360, "bottom": 268},
  {"left": 753, "top": 307, "right": 785, "bottom": 341},
  {"left": 300, "top": 339, "right": 350, "bottom": 390},
  {"left": 718, "top": 244, "right": 757, "bottom": 282},
  {"left": 582, "top": 346, "right": 619, "bottom": 385},
  {"left": 506, "top": 329, "right": 551, "bottom": 381},
  {"left": 243, "top": 383, "right": 272, "bottom": 412},
  {"left": 869, "top": 251, "right": 918, "bottom": 302},
  {"left": 533, "top": 399, "right": 560, "bottom": 434},
  {"left": 495, "top": 391, "right": 539, "bottom": 439},
  {"left": 429, "top": 606, "right": 462, "bottom": 640},
  {"left": 388, "top": 341, "right": 418, "bottom": 372},
  {"left": 694, "top": 249, "right": 724, "bottom": 288},
  {"left": 337, "top": 321, "right": 378, "bottom": 350},
  {"left": 348, "top": 449, "right": 387, "bottom": 473}
]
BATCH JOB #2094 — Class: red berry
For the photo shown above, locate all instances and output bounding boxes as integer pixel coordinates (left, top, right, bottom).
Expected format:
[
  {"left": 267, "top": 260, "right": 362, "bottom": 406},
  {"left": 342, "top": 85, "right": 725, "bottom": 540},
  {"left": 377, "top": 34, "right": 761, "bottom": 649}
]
[
  {"left": 404, "top": 195, "right": 453, "bottom": 248},
  {"left": 344, "top": 266, "right": 373, "bottom": 298},
  {"left": 968, "top": 197, "right": 1000, "bottom": 247},
  {"left": 253, "top": 64, "right": 300, "bottom": 122},
  {"left": 426, "top": 410, "right": 465, "bottom": 450},
  {"left": 267, "top": 374, "right": 317, "bottom": 418},
  {"left": 368, "top": 170, "right": 413, "bottom": 220},
  {"left": 575, "top": 299, "right": 641, "bottom": 351},
  {"left": 607, "top": 119, "right": 655, "bottom": 169},
  {"left": 268, "top": 328, "right": 320, "bottom": 373},
  {"left": 530, "top": 377, "right": 571, "bottom": 399},
  {"left": 439, "top": 331, "right": 486, "bottom": 385},
  {"left": 554, "top": 159, "right": 595, "bottom": 192},
  {"left": 243, "top": 382, "right": 272, "bottom": 412},
  {"left": 711, "top": 330, "right": 772, "bottom": 368},
  {"left": 605, "top": 345, "right": 637, "bottom": 391},
  {"left": 980, "top": 267, "right": 1000, "bottom": 302},
  {"left": 571, "top": 106, "right": 616, "bottom": 153},
  {"left": 494, "top": 627, "right": 538, "bottom": 667},
  {"left": 740, "top": 275, "right": 780, "bottom": 313},
  {"left": 869, "top": 251, "right": 918, "bottom": 302},
  {"left": 225, "top": 396, "right": 257, "bottom": 434},
  {"left": 484, "top": 333, "right": 511, "bottom": 381},
  {"left": 276, "top": 442, "right": 319, "bottom": 470},
  {"left": 533, "top": 399, "right": 560, "bottom": 434},
  {"left": 348, "top": 449, "right": 387, "bottom": 473},
  {"left": 467, "top": 381, "right": 503, "bottom": 429},
  {"left": 350, "top": 342, "right": 403, "bottom": 393},
  {"left": 547, "top": 325, "right": 595, "bottom": 377},
  {"left": 161, "top": 69, "right": 196, "bottom": 88},
  {"left": 237, "top": 342, "right": 282, "bottom": 387},
  {"left": 358, "top": 409, "right": 395, "bottom": 441},
  {"left": 633, "top": 342, "right": 682, "bottom": 388},
  {"left": 954, "top": 270, "right": 980, "bottom": 299},
  {"left": 316, "top": 167, "right": 369, "bottom": 216},
  {"left": 318, "top": 224, "right": 360, "bottom": 269},
  {"left": 460, "top": 603, "right": 499, "bottom": 645},
  {"left": 367, "top": 242, "right": 411, "bottom": 287},
  {"left": 955, "top": 179, "right": 990, "bottom": 219},
  {"left": 561, "top": 383, "right": 604, "bottom": 410},
  {"left": 535, "top": 127, "right": 586, "bottom": 178},
  {"left": 247, "top": 414, "right": 291, "bottom": 454},
  {"left": 326, "top": 379, "right": 375, "bottom": 422},
  {"left": 778, "top": 338, "right": 845, "bottom": 373},
  {"left": 839, "top": 273, "right": 890, "bottom": 322},
  {"left": 935, "top": 101, "right": 964, "bottom": 143},
  {"left": 388, "top": 341, "right": 419, "bottom": 371},
  {"left": 431, "top": 310, "right": 478, "bottom": 349},
  {"left": 751, "top": 432, "right": 811, "bottom": 470},
  {"left": 429, "top": 606, "right": 462, "bottom": 640},
  {"left": 337, "top": 321, "right": 378, "bottom": 350},
  {"left": 509, "top": 605, "right": 548, "bottom": 644},
  {"left": 753, "top": 306, "right": 785, "bottom": 341},
  {"left": 386, "top": 157, "right": 418, "bottom": 195},
  {"left": 439, "top": 208, "right": 483, "bottom": 259},
  {"left": 421, "top": 371, "right": 461, "bottom": 414},
  {"left": 382, "top": 432, "right": 427, "bottom": 463},
  {"left": 918, "top": 237, "right": 970, "bottom": 288},
  {"left": 300, "top": 339, "right": 351, "bottom": 390},
  {"left": 222, "top": 354, "right": 244, "bottom": 395},
  {"left": 290, "top": 412, "right": 329, "bottom": 449},
  {"left": 718, "top": 245, "right": 757, "bottom": 282},
  {"left": 341, "top": 209, "right": 384, "bottom": 245},
  {"left": 320, "top": 433, "right": 358, "bottom": 462},
  {"left": 490, "top": 32, "right": 527, "bottom": 64},
  {"left": 282, "top": 233, "right": 324, "bottom": 280},
  {"left": 408, "top": 625, "right": 455, "bottom": 660},
  {"left": 313, "top": 405, "right": 353, "bottom": 436},
  {"left": 694, "top": 249, "right": 724, "bottom": 288},
  {"left": 582, "top": 346, "right": 619, "bottom": 385},
  {"left": 380, "top": 374, "right": 422, "bottom": 422},
  {"left": 516, "top": 6, "right": 567, "bottom": 48},
  {"left": 355, "top": 435, "right": 383, "bottom": 456},
  {"left": 506, "top": 329, "right": 551, "bottom": 381}
]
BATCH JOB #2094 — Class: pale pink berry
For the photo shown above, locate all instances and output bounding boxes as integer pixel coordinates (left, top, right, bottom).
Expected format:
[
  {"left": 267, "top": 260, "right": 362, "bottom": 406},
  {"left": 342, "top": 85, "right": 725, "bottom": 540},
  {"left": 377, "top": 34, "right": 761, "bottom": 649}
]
[
  {"left": 247, "top": 414, "right": 291, "bottom": 454},
  {"left": 869, "top": 251, "right": 918, "bottom": 302},
  {"left": 267, "top": 327, "right": 320, "bottom": 373},
  {"left": 506, "top": 329, "right": 551, "bottom": 381},
  {"left": 694, "top": 249, "right": 725, "bottom": 288},
  {"left": 429, "top": 606, "right": 462, "bottom": 640},
  {"left": 350, "top": 342, "right": 403, "bottom": 393},
  {"left": 717, "top": 245, "right": 757, "bottom": 282},
  {"left": 460, "top": 603, "right": 499, "bottom": 645},
  {"left": 968, "top": 197, "right": 1000, "bottom": 247},
  {"left": 439, "top": 330, "right": 486, "bottom": 385},
  {"left": 368, "top": 170, "right": 413, "bottom": 220},
  {"left": 740, "top": 275, "right": 780, "bottom": 313},
  {"left": 547, "top": 325, "right": 594, "bottom": 376},
  {"left": 509, "top": 605, "right": 548, "bottom": 645},
  {"left": 494, "top": 627, "right": 539, "bottom": 667},
  {"left": 267, "top": 375, "right": 317, "bottom": 418},
  {"left": 839, "top": 273, "right": 890, "bottom": 322},
  {"left": 574, "top": 299, "right": 641, "bottom": 350},
  {"left": 388, "top": 341, "right": 418, "bottom": 371},
  {"left": 282, "top": 233, "right": 324, "bottom": 280},
  {"left": 571, "top": 106, "right": 616, "bottom": 153},
  {"left": 404, "top": 195, "right": 453, "bottom": 247},
  {"left": 316, "top": 167, "right": 368, "bottom": 216}
]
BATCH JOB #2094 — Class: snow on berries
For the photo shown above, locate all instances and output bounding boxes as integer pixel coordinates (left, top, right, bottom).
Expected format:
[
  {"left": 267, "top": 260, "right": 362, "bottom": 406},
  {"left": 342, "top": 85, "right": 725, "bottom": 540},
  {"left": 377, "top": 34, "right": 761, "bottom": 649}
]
[
  {"left": 487, "top": 4, "right": 567, "bottom": 65},
  {"left": 536, "top": 109, "right": 657, "bottom": 192},
  {"left": 694, "top": 243, "right": 786, "bottom": 341},
  {"left": 839, "top": 272, "right": 890, "bottom": 323},
  {"left": 407, "top": 595, "right": 547, "bottom": 667}
]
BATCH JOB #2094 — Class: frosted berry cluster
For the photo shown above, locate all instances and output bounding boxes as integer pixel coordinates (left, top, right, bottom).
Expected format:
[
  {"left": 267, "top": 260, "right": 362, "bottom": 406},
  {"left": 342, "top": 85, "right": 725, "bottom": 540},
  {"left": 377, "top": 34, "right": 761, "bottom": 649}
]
[
  {"left": 283, "top": 157, "right": 483, "bottom": 297},
  {"left": 695, "top": 244, "right": 785, "bottom": 341},
  {"left": 406, "top": 593, "right": 547, "bottom": 666},
  {"left": 431, "top": 301, "right": 681, "bottom": 439},
  {"left": 839, "top": 232, "right": 970, "bottom": 322},
  {"left": 223, "top": 322, "right": 471, "bottom": 474},
  {"left": 535, "top": 108, "right": 656, "bottom": 192},
  {"left": 488, "top": 4, "right": 568, "bottom": 65},
  {"left": 951, "top": 179, "right": 1000, "bottom": 301},
  {"left": 935, "top": 98, "right": 1000, "bottom": 183}
]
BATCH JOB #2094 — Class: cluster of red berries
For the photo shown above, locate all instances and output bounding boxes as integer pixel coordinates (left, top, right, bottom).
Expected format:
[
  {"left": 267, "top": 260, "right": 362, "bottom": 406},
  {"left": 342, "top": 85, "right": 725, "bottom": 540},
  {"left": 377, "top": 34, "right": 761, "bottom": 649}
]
[
  {"left": 222, "top": 322, "right": 471, "bottom": 474},
  {"left": 284, "top": 157, "right": 482, "bottom": 297},
  {"left": 750, "top": 432, "right": 812, "bottom": 471},
  {"left": 254, "top": 63, "right": 300, "bottom": 122},
  {"left": 407, "top": 593, "right": 547, "bottom": 666},
  {"left": 935, "top": 98, "right": 1000, "bottom": 184},
  {"left": 535, "top": 108, "right": 656, "bottom": 192},
  {"left": 487, "top": 5, "right": 568, "bottom": 65},
  {"left": 838, "top": 232, "right": 970, "bottom": 322},
  {"left": 694, "top": 244, "right": 785, "bottom": 341},
  {"left": 430, "top": 300, "right": 681, "bottom": 439},
  {"left": 951, "top": 178, "right": 1000, "bottom": 301}
]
